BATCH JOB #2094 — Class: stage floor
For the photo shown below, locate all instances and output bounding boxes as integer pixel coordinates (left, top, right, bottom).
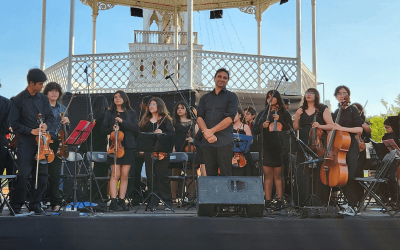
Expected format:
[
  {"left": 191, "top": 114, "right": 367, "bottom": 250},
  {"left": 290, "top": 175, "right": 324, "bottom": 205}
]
[{"left": 1, "top": 203, "right": 400, "bottom": 250}]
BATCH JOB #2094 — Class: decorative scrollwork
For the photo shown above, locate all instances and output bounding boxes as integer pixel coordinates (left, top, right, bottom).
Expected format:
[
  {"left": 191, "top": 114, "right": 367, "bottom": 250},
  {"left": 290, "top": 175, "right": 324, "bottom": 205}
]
[
  {"left": 79, "top": 0, "right": 114, "bottom": 11},
  {"left": 239, "top": 6, "right": 256, "bottom": 15}
]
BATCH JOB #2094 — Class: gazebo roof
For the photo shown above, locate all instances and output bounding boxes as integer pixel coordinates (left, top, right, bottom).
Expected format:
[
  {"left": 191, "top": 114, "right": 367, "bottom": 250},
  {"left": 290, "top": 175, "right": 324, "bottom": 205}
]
[{"left": 85, "top": 0, "right": 281, "bottom": 13}]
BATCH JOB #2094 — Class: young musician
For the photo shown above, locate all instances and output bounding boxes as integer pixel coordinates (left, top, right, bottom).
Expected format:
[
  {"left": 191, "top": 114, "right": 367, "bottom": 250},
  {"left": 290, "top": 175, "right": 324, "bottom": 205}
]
[
  {"left": 293, "top": 88, "right": 333, "bottom": 206},
  {"left": 102, "top": 91, "right": 139, "bottom": 211},
  {"left": 382, "top": 117, "right": 399, "bottom": 200},
  {"left": 171, "top": 101, "right": 195, "bottom": 201},
  {"left": 44, "top": 82, "right": 70, "bottom": 211},
  {"left": 139, "top": 97, "right": 175, "bottom": 210},
  {"left": 331, "top": 86, "right": 363, "bottom": 216},
  {"left": 352, "top": 102, "right": 372, "bottom": 204},
  {"left": 232, "top": 107, "right": 257, "bottom": 176},
  {"left": 9, "top": 68, "right": 55, "bottom": 215},
  {"left": 130, "top": 95, "right": 153, "bottom": 206},
  {"left": 244, "top": 106, "right": 259, "bottom": 155},
  {"left": 197, "top": 68, "right": 239, "bottom": 176},
  {"left": 254, "top": 90, "right": 292, "bottom": 210}
]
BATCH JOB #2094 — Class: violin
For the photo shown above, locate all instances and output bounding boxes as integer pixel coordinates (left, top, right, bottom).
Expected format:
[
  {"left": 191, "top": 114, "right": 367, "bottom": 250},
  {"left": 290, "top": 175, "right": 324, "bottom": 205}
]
[
  {"left": 108, "top": 112, "right": 125, "bottom": 159},
  {"left": 56, "top": 93, "right": 75, "bottom": 159},
  {"left": 309, "top": 109, "right": 326, "bottom": 157},
  {"left": 320, "top": 96, "right": 351, "bottom": 187},
  {"left": 268, "top": 105, "right": 283, "bottom": 131},
  {"left": 184, "top": 127, "right": 196, "bottom": 153},
  {"left": 355, "top": 133, "right": 366, "bottom": 152},
  {"left": 152, "top": 115, "right": 169, "bottom": 160},
  {"left": 232, "top": 152, "right": 247, "bottom": 168},
  {"left": 35, "top": 113, "right": 55, "bottom": 189}
]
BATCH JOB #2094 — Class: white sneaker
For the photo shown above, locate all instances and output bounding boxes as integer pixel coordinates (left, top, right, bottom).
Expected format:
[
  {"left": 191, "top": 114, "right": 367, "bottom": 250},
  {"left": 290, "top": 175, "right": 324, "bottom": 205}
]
[{"left": 340, "top": 206, "right": 356, "bottom": 216}]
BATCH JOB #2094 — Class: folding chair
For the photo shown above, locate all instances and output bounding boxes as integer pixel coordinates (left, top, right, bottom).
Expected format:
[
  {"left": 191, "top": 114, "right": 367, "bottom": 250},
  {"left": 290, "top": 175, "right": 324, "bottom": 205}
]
[
  {"left": 0, "top": 174, "right": 17, "bottom": 215},
  {"left": 168, "top": 152, "right": 189, "bottom": 208},
  {"left": 86, "top": 151, "right": 109, "bottom": 202},
  {"left": 354, "top": 149, "right": 397, "bottom": 217}
]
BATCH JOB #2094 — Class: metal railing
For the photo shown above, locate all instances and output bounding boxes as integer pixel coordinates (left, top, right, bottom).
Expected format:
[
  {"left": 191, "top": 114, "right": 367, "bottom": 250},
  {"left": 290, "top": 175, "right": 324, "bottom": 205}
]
[
  {"left": 134, "top": 30, "right": 198, "bottom": 45},
  {"left": 44, "top": 50, "right": 316, "bottom": 95}
]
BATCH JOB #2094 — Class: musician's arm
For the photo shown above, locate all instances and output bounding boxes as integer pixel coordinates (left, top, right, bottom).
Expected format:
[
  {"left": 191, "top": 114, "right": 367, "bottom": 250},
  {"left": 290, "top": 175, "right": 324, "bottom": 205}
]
[
  {"left": 10, "top": 98, "right": 31, "bottom": 135},
  {"left": 320, "top": 108, "right": 334, "bottom": 131},
  {"left": 119, "top": 110, "right": 140, "bottom": 132}
]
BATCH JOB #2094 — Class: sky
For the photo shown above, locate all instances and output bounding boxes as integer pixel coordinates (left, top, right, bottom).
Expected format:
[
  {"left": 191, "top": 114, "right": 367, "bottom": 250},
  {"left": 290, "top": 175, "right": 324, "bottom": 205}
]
[{"left": 0, "top": 0, "right": 399, "bottom": 117}]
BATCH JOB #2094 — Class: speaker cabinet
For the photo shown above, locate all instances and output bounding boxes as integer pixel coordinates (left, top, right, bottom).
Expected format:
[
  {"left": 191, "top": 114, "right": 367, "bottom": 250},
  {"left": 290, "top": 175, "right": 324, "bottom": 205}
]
[
  {"left": 197, "top": 176, "right": 264, "bottom": 217},
  {"left": 210, "top": 10, "right": 223, "bottom": 19},
  {"left": 130, "top": 7, "right": 143, "bottom": 17}
]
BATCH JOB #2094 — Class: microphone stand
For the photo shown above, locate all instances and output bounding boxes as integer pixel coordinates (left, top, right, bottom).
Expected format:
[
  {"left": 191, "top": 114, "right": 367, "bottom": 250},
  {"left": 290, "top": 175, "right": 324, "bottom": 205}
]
[
  {"left": 165, "top": 73, "right": 198, "bottom": 208},
  {"left": 84, "top": 66, "right": 95, "bottom": 215}
]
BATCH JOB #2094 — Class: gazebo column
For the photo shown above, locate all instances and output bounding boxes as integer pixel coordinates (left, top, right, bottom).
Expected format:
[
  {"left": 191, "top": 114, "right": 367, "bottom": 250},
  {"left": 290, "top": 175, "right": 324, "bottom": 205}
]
[
  {"left": 256, "top": 0, "right": 262, "bottom": 89},
  {"left": 40, "top": 0, "right": 46, "bottom": 70},
  {"left": 67, "top": 0, "right": 75, "bottom": 92},
  {"left": 187, "top": 0, "right": 193, "bottom": 90},
  {"left": 311, "top": 0, "right": 317, "bottom": 83},
  {"left": 296, "top": 0, "right": 302, "bottom": 93},
  {"left": 92, "top": 0, "right": 98, "bottom": 54}
]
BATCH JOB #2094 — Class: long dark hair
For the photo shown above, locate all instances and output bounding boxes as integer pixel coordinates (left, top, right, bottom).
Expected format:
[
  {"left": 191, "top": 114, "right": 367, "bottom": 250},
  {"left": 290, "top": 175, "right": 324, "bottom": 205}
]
[
  {"left": 265, "top": 90, "right": 286, "bottom": 111},
  {"left": 43, "top": 82, "right": 63, "bottom": 101},
  {"left": 301, "top": 88, "right": 322, "bottom": 111},
  {"left": 92, "top": 95, "right": 109, "bottom": 120},
  {"left": 139, "top": 97, "right": 171, "bottom": 127},
  {"left": 109, "top": 90, "right": 132, "bottom": 112},
  {"left": 353, "top": 102, "right": 366, "bottom": 121},
  {"left": 173, "top": 101, "right": 191, "bottom": 126}
]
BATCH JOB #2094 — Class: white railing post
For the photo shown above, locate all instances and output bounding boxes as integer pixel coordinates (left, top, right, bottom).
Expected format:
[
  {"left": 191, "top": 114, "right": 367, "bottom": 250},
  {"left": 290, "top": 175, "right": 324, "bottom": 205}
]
[
  {"left": 187, "top": 0, "right": 193, "bottom": 89},
  {"left": 67, "top": 0, "right": 75, "bottom": 92}
]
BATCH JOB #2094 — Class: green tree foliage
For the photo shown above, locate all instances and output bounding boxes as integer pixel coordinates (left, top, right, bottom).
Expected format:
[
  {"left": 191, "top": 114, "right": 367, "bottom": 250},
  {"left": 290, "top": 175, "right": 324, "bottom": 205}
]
[{"left": 369, "top": 116, "right": 386, "bottom": 142}]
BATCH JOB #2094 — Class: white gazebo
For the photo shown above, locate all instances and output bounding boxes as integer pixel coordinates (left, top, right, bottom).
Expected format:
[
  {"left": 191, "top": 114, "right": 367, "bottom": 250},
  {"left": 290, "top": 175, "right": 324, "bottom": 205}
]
[{"left": 42, "top": 0, "right": 317, "bottom": 99}]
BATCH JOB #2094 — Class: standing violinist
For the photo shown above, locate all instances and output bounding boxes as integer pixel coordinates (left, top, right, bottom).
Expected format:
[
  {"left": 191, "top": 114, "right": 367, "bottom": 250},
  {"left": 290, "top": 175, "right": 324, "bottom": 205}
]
[
  {"left": 232, "top": 107, "right": 256, "bottom": 176},
  {"left": 331, "top": 86, "right": 363, "bottom": 216},
  {"left": 171, "top": 101, "right": 196, "bottom": 202},
  {"left": 254, "top": 90, "right": 292, "bottom": 210},
  {"left": 139, "top": 97, "right": 175, "bottom": 211},
  {"left": 0, "top": 94, "right": 11, "bottom": 176},
  {"left": 293, "top": 88, "right": 333, "bottom": 206},
  {"left": 9, "top": 68, "right": 55, "bottom": 215},
  {"left": 44, "top": 82, "right": 70, "bottom": 212},
  {"left": 102, "top": 90, "right": 139, "bottom": 211},
  {"left": 352, "top": 102, "right": 371, "bottom": 204}
]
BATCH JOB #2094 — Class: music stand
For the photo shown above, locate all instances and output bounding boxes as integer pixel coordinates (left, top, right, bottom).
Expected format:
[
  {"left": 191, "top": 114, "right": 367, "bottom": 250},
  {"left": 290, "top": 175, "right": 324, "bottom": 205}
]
[
  {"left": 64, "top": 120, "right": 95, "bottom": 211},
  {"left": 382, "top": 139, "right": 400, "bottom": 154},
  {"left": 134, "top": 132, "right": 174, "bottom": 213},
  {"left": 232, "top": 134, "right": 253, "bottom": 168}
]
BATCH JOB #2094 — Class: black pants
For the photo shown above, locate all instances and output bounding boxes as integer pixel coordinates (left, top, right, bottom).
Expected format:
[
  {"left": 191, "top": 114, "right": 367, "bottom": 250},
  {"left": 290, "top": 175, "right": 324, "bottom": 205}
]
[
  {"left": 127, "top": 155, "right": 145, "bottom": 201},
  {"left": 203, "top": 143, "right": 233, "bottom": 176},
  {"left": 341, "top": 136, "right": 360, "bottom": 207},
  {"left": 46, "top": 142, "right": 62, "bottom": 206},
  {"left": 144, "top": 153, "right": 172, "bottom": 207},
  {"left": 11, "top": 134, "right": 48, "bottom": 210}
]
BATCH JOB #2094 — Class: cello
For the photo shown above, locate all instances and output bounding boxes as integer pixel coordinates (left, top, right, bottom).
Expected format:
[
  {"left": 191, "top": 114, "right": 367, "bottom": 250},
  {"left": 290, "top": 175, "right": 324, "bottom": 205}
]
[
  {"left": 320, "top": 96, "right": 351, "bottom": 187},
  {"left": 309, "top": 109, "right": 326, "bottom": 157}
]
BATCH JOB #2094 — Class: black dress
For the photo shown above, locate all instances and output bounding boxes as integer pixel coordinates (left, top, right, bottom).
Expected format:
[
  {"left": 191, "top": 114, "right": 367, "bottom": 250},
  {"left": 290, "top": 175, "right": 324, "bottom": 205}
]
[
  {"left": 332, "top": 105, "right": 363, "bottom": 208},
  {"left": 102, "top": 110, "right": 139, "bottom": 165},
  {"left": 140, "top": 118, "right": 175, "bottom": 208},
  {"left": 296, "top": 105, "right": 330, "bottom": 206},
  {"left": 254, "top": 107, "right": 293, "bottom": 167},
  {"left": 174, "top": 121, "right": 192, "bottom": 152}
]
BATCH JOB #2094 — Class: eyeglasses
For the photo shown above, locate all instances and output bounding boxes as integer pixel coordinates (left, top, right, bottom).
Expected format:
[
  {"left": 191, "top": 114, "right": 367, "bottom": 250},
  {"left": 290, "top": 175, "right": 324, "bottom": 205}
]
[
  {"left": 336, "top": 92, "right": 348, "bottom": 97},
  {"left": 149, "top": 103, "right": 157, "bottom": 106},
  {"left": 305, "top": 91, "right": 315, "bottom": 95},
  {"left": 384, "top": 126, "right": 392, "bottom": 130}
]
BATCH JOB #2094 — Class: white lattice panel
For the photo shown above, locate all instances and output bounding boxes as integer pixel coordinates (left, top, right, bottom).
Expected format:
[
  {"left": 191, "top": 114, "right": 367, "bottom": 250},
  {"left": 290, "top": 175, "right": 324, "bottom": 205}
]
[{"left": 44, "top": 50, "right": 315, "bottom": 95}]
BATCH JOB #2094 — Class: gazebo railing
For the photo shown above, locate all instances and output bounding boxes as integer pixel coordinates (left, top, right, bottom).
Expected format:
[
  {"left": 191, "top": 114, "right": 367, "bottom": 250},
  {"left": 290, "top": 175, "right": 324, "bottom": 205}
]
[
  {"left": 134, "top": 30, "right": 198, "bottom": 45},
  {"left": 44, "top": 50, "right": 315, "bottom": 95}
]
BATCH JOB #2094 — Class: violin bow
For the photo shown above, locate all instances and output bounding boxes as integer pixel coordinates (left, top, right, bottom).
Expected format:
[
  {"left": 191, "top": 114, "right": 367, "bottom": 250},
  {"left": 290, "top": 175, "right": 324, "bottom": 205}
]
[{"left": 35, "top": 114, "right": 43, "bottom": 189}]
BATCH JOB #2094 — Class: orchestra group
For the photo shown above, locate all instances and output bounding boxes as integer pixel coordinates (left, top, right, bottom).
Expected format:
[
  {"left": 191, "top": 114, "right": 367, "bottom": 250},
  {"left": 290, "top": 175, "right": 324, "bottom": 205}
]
[{"left": 1, "top": 67, "right": 399, "bottom": 216}]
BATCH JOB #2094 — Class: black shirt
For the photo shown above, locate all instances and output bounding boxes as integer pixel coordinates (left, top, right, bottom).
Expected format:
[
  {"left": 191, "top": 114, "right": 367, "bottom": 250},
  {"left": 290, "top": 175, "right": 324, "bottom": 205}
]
[
  {"left": 299, "top": 105, "right": 327, "bottom": 145},
  {"left": 0, "top": 95, "right": 11, "bottom": 136},
  {"left": 174, "top": 120, "right": 192, "bottom": 152},
  {"left": 10, "top": 89, "right": 55, "bottom": 135},
  {"left": 332, "top": 105, "right": 363, "bottom": 136},
  {"left": 140, "top": 118, "right": 175, "bottom": 134},
  {"left": 197, "top": 88, "right": 238, "bottom": 147}
]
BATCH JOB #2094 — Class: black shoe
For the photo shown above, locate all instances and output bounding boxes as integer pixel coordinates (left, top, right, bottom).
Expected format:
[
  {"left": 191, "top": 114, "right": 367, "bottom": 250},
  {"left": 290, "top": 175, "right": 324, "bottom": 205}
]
[
  {"left": 265, "top": 200, "right": 272, "bottom": 210},
  {"left": 33, "top": 206, "right": 46, "bottom": 216},
  {"left": 10, "top": 208, "right": 23, "bottom": 216},
  {"left": 118, "top": 198, "right": 129, "bottom": 211},
  {"left": 109, "top": 198, "right": 123, "bottom": 212},
  {"left": 272, "top": 200, "right": 283, "bottom": 211}
]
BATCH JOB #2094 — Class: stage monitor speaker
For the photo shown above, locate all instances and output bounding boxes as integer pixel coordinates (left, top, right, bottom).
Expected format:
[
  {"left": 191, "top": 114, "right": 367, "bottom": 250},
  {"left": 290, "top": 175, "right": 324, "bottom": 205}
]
[
  {"left": 210, "top": 10, "right": 223, "bottom": 19},
  {"left": 197, "top": 176, "right": 264, "bottom": 217},
  {"left": 130, "top": 7, "right": 143, "bottom": 17}
]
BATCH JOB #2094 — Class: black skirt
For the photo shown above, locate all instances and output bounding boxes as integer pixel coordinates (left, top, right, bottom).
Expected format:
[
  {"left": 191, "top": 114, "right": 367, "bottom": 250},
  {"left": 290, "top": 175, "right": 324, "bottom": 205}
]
[
  {"left": 106, "top": 148, "right": 135, "bottom": 165},
  {"left": 263, "top": 132, "right": 285, "bottom": 167}
]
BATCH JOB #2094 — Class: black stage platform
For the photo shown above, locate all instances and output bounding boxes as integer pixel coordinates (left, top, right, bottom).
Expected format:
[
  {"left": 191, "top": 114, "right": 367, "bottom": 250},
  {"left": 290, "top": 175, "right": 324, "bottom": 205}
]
[{"left": 2, "top": 204, "right": 400, "bottom": 250}]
